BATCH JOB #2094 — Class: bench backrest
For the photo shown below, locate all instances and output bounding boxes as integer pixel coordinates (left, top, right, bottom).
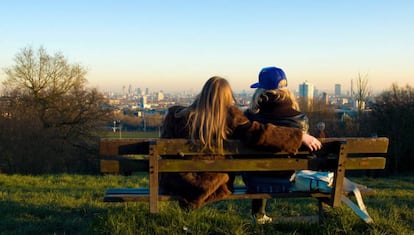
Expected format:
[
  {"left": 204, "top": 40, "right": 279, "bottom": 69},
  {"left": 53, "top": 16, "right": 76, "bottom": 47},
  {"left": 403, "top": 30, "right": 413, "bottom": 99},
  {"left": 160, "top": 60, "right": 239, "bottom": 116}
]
[{"left": 100, "top": 137, "right": 388, "bottom": 173}]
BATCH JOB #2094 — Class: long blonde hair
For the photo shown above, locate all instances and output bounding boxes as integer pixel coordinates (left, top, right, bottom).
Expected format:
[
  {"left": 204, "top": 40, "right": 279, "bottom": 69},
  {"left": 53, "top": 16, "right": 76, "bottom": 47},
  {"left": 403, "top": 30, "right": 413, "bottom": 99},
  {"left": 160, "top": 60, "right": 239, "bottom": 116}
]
[
  {"left": 249, "top": 87, "right": 300, "bottom": 114},
  {"left": 188, "top": 76, "right": 236, "bottom": 153}
]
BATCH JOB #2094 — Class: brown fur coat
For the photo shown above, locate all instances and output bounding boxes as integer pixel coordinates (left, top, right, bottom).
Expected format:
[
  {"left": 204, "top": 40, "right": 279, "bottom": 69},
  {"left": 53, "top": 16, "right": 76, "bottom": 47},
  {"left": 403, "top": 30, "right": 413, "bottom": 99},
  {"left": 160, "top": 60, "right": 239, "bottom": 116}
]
[{"left": 159, "top": 105, "right": 302, "bottom": 210}]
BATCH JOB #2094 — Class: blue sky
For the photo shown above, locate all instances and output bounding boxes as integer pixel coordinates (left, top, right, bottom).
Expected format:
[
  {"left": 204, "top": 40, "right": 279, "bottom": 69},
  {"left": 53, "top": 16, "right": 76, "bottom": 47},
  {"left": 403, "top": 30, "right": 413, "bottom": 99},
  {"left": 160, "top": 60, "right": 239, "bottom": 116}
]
[{"left": 1, "top": 0, "right": 413, "bottom": 94}]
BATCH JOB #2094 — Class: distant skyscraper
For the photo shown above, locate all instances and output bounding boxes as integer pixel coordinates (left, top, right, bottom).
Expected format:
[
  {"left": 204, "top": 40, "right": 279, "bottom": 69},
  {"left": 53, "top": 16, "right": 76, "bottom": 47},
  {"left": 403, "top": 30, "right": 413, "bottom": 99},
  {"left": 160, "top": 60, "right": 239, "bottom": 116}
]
[
  {"left": 140, "top": 96, "right": 147, "bottom": 108},
  {"left": 157, "top": 91, "right": 164, "bottom": 101},
  {"left": 299, "top": 81, "right": 314, "bottom": 100},
  {"left": 351, "top": 79, "right": 354, "bottom": 97},
  {"left": 321, "top": 92, "right": 328, "bottom": 105},
  {"left": 299, "top": 81, "right": 314, "bottom": 110},
  {"left": 314, "top": 88, "right": 319, "bottom": 98},
  {"left": 335, "top": 84, "right": 341, "bottom": 97}
]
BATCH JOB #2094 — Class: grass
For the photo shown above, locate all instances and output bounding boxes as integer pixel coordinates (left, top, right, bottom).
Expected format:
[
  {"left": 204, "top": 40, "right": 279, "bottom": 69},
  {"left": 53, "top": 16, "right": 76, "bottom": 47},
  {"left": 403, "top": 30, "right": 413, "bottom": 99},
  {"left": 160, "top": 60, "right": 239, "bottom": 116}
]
[
  {"left": 0, "top": 174, "right": 413, "bottom": 235},
  {"left": 100, "top": 131, "right": 160, "bottom": 139}
]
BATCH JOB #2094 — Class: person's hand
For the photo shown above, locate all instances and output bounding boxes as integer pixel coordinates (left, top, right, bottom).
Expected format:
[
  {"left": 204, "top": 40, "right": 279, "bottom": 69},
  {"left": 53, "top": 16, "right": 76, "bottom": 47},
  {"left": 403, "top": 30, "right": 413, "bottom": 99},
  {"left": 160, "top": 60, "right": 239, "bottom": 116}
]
[{"left": 302, "top": 133, "right": 322, "bottom": 151}]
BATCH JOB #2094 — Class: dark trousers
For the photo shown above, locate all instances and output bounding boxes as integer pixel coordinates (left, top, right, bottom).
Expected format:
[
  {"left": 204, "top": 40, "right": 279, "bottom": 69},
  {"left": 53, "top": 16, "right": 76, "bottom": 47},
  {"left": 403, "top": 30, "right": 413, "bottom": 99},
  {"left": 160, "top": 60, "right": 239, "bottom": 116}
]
[{"left": 252, "top": 199, "right": 267, "bottom": 216}]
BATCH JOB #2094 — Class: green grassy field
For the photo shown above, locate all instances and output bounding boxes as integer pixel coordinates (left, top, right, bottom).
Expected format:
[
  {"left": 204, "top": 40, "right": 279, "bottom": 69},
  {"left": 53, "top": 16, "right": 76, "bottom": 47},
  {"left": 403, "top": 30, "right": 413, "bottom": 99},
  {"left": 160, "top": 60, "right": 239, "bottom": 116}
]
[
  {"left": 101, "top": 131, "right": 160, "bottom": 139},
  {"left": 1, "top": 174, "right": 413, "bottom": 235}
]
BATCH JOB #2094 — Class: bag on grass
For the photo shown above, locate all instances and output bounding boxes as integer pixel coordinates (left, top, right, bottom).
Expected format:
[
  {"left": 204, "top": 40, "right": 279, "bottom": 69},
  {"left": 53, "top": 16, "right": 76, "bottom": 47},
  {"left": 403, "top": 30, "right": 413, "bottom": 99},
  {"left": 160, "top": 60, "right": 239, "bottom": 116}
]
[{"left": 289, "top": 170, "right": 374, "bottom": 223}]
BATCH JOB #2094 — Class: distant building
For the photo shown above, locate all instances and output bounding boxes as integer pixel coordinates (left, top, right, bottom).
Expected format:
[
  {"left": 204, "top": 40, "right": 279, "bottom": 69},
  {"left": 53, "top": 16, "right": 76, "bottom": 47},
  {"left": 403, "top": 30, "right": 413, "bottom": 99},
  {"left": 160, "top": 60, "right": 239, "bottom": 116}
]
[
  {"left": 313, "top": 88, "right": 319, "bottom": 98},
  {"left": 157, "top": 91, "right": 164, "bottom": 101},
  {"left": 109, "top": 99, "right": 121, "bottom": 105},
  {"left": 350, "top": 79, "right": 354, "bottom": 97},
  {"left": 299, "top": 81, "right": 314, "bottom": 100},
  {"left": 140, "top": 96, "right": 148, "bottom": 108},
  {"left": 299, "top": 81, "right": 314, "bottom": 110},
  {"left": 335, "top": 84, "right": 341, "bottom": 97},
  {"left": 321, "top": 92, "right": 328, "bottom": 105}
]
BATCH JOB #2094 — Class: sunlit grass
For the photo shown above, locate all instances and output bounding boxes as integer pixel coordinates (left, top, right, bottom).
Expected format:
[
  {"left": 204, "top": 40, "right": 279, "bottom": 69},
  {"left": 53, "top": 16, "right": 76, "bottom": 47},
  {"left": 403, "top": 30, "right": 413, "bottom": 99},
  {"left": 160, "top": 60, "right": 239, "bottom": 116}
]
[
  {"left": 100, "top": 131, "right": 160, "bottom": 139},
  {"left": 0, "top": 174, "right": 413, "bottom": 234}
]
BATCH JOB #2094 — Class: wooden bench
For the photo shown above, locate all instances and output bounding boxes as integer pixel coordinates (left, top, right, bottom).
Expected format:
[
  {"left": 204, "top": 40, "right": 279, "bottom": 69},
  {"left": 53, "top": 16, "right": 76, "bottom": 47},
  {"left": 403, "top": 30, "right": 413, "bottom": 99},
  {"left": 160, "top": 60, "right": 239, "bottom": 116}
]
[{"left": 99, "top": 137, "right": 388, "bottom": 222}]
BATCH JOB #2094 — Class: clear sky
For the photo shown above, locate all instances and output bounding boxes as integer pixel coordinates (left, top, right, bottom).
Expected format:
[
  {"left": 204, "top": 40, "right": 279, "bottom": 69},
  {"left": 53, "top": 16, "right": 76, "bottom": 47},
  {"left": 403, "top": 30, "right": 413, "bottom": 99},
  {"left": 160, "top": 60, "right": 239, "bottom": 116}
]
[{"left": 1, "top": 0, "right": 413, "bottom": 94}]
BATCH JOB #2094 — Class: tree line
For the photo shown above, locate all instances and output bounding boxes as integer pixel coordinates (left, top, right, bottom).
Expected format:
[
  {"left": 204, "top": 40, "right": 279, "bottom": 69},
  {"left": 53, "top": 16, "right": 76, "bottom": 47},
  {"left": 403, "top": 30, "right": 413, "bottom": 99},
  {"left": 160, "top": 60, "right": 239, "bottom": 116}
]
[{"left": 0, "top": 46, "right": 413, "bottom": 174}]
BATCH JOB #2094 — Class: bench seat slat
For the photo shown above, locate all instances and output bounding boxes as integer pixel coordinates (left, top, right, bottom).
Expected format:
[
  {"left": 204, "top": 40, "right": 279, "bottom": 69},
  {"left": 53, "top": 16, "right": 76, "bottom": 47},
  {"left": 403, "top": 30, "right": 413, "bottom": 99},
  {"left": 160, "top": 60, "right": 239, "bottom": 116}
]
[
  {"left": 103, "top": 187, "right": 322, "bottom": 202},
  {"left": 103, "top": 186, "right": 376, "bottom": 202}
]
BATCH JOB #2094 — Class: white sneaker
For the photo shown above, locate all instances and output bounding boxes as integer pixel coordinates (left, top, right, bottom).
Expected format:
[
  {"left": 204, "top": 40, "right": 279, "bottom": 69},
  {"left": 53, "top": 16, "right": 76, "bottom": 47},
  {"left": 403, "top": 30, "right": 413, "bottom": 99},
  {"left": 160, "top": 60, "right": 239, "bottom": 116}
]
[{"left": 253, "top": 214, "right": 273, "bottom": 224}]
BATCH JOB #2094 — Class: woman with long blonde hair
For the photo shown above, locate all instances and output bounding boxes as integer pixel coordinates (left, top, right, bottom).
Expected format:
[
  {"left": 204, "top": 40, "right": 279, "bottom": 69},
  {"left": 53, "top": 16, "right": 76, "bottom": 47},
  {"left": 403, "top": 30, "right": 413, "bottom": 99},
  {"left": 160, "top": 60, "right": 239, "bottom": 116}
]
[
  {"left": 188, "top": 76, "right": 235, "bottom": 153},
  {"left": 160, "top": 76, "right": 320, "bottom": 210}
]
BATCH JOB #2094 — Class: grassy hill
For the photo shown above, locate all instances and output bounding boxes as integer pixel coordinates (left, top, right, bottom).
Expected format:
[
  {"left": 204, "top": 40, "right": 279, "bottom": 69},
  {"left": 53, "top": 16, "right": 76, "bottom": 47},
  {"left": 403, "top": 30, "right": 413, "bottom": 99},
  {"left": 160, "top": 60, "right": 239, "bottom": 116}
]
[{"left": 0, "top": 174, "right": 413, "bottom": 234}]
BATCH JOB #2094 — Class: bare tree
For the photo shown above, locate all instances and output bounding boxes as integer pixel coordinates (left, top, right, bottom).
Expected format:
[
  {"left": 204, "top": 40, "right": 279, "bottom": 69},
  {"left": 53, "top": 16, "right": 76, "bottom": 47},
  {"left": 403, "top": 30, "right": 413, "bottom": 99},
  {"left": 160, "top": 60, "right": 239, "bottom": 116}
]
[
  {"left": 1, "top": 46, "right": 109, "bottom": 173},
  {"left": 349, "top": 72, "right": 371, "bottom": 135},
  {"left": 353, "top": 72, "right": 371, "bottom": 111}
]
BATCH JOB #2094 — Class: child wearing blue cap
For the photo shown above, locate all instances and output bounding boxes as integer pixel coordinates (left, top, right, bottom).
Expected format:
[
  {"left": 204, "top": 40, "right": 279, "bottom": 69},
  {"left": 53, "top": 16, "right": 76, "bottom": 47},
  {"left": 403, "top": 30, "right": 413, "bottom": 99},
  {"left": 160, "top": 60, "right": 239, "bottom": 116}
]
[
  {"left": 247, "top": 66, "right": 308, "bottom": 131},
  {"left": 244, "top": 66, "right": 310, "bottom": 224},
  {"left": 250, "top": 66, "right": 288, "bottom": 90}
]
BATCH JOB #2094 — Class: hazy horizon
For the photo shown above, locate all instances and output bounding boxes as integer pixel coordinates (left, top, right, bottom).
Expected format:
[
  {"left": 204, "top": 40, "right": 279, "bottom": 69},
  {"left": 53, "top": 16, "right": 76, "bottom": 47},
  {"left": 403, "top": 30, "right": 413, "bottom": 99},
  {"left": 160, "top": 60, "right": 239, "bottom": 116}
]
[
  {"left": 1, "top": 1, "right": 413, "bottom": 94},
  {"left": 94, "top": 76, "right": 387, "bottom": 96}
]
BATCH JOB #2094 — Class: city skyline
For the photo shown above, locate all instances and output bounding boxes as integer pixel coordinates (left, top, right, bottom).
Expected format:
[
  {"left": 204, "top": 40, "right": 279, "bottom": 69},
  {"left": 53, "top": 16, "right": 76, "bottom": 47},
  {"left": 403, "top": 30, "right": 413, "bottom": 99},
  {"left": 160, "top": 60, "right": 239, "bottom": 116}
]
[
  {"left": 1, "top": 1, "right": 413, "bottom": 94},
  {"left": 102, "top": 80, "right": 367, "bottom": 98}
]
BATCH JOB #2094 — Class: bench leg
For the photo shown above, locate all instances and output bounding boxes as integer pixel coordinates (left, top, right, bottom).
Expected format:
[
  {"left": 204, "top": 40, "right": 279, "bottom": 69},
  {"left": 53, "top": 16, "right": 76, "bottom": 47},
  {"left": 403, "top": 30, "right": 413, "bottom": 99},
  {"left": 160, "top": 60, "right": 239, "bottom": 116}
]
[
  {"left": 317, "top": 198, "right": 330, "bottom": 223},
  {"left": 149, "top": 142, "right": 159, "bottom": 213}
]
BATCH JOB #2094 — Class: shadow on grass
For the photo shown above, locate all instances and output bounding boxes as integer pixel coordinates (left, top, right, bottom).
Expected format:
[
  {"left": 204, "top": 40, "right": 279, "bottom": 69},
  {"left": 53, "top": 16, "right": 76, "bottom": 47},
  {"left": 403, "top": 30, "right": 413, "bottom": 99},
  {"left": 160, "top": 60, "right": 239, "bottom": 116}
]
[{"left": 0, "top": 199, "right": 104, "bottom": 234}]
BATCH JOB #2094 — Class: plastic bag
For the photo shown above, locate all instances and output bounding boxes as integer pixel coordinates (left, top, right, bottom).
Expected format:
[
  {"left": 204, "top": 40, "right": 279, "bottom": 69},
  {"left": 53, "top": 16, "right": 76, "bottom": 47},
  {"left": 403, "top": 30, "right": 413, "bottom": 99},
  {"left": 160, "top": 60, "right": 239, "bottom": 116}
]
[
  {"left": 289, "top": 170, "right": 333, "bottom": 193},
  {"left": 290, "top": 170, "right": 374, "bottom": 223}
]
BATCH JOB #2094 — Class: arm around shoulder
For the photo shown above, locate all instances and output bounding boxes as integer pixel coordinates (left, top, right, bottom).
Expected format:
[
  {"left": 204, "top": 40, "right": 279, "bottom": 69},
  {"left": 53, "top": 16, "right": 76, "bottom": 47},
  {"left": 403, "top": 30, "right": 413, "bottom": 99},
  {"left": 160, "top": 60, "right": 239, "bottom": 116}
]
[{"left": 229, "top": 106, "right": 303, "bottom": 154}]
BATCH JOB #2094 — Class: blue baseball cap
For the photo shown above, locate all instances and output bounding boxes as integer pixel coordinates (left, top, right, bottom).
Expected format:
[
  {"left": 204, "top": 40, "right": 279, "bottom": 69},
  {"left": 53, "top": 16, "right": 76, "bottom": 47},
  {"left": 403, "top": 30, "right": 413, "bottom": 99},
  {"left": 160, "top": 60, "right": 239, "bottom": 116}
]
[{"left": 250, "top": 66, "right": 287, "bottom": 89}]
